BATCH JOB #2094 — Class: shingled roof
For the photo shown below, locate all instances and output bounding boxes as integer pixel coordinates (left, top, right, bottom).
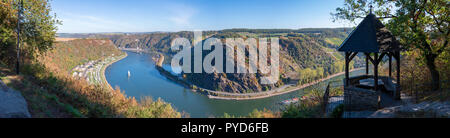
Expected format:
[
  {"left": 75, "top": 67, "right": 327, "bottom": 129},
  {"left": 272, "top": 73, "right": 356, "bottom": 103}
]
[{"left": 338, "top": 13, "right": 401, "bottom": 53}]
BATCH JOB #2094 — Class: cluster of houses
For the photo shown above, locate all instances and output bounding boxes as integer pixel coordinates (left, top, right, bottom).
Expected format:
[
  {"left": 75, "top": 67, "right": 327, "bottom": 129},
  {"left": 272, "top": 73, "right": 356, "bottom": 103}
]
[{"left": 71, "top": 55, "right": 117, "bottom": 85}]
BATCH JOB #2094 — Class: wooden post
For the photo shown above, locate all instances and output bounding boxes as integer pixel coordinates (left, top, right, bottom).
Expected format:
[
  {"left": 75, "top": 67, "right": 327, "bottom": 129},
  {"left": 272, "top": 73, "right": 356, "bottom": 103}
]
[
  {"left": 366, "top": 54, "right": 369, "bottom": 75},
  {"left": 396, "top": 52, "right": 400, "bottom": 86},
  {"left": 374, "top": 53, "right": 379, "bottom": 91},
  {"left": 396, "top": 52, "right": 401, "bottom": 100},
  {"left": 345, "top": 52, "right": 350, "bottom": 87},
  {"left": 389, "top": 54, "right": 392, "bottom": 78}
]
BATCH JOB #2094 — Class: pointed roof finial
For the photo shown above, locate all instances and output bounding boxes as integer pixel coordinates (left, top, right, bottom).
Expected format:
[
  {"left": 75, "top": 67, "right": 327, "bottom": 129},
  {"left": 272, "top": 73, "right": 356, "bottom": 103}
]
[{"left": 369, "top": 4, "right": 373, "bottom": 14}]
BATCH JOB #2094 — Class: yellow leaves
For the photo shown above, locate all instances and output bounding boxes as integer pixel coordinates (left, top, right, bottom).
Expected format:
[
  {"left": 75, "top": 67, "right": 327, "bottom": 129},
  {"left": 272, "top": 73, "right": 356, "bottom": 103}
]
[{"left": 248, "top": 108, "right": 279, "bottom": 118}]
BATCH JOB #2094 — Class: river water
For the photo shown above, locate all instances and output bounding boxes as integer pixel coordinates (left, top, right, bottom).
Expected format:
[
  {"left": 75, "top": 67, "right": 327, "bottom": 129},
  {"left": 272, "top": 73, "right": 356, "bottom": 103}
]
[{"left": 105, "top": 51, "right": 365, "bottom": 117}]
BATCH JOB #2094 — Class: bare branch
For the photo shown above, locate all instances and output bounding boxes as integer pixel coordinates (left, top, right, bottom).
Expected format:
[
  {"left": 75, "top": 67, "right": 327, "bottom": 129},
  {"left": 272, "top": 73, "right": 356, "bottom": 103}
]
[{"left": 425, "top": 8, "right": 445, "bottom": 34}]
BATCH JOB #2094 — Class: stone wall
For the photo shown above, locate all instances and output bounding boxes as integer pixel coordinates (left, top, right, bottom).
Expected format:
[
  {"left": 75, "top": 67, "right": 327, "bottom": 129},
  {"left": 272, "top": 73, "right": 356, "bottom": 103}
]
[{"left": 344, "top": 86, "right": 380, "bottom": 111}]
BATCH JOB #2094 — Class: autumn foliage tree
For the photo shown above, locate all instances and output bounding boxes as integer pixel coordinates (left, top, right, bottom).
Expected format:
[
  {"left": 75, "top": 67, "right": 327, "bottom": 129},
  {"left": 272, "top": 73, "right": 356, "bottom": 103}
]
[
  {"left": 0, "top": 0, "right": 59, "bottom": 67},
  {"left": 332, "top": 0, "right": 449, "bottom": 90}
]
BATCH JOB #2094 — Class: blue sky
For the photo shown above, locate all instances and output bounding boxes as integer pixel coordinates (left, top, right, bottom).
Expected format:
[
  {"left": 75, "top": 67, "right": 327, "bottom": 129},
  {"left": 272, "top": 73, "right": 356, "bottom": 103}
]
[{"left": 51, "top": 0, "right": 348, "bottom": 33}]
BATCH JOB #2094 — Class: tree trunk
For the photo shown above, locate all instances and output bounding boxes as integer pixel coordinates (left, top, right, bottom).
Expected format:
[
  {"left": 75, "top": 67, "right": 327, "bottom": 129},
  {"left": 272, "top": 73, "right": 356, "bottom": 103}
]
[{"left": 425, "top": 54, "right": 440, "bottom": 91}]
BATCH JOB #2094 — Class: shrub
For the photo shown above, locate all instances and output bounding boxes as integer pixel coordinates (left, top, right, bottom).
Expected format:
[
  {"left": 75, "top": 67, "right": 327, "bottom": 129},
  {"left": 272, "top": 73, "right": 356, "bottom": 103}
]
[
  {"left": 248, "top": 109, "right": 279, "bottom": 118},
  {"left": 330, "top": 104, "right": 344, "bottom": 118},
  {"left": 281, "top": 102, "right": 321, "bottom": 118},
  {"left": 125, "top": 97, "right": 181, "bottom": 118}
]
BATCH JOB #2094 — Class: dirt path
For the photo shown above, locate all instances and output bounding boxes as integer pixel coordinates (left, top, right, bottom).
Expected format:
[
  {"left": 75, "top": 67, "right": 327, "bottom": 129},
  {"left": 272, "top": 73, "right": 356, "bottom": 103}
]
[{"left": 0, "top": 80, "right": 31, "bottom": 118}]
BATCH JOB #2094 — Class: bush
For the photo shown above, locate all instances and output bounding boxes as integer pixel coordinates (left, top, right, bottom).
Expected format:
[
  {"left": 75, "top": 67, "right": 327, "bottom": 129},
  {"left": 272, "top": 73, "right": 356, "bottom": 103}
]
[
  {"left": 248, "top": 109, "right": 279, "bottom": 118},
  {"left": 125, "top": 97, "right": 181, "bottom": 118},
  {"left": 330, "top": 104, "right": 344, "bottom": 118},
  {"left": 281, "top": 101, "right": 321, "bottom": 118},
  {"left": 220, "top": 109, "right": 279, "bottom": 118}
]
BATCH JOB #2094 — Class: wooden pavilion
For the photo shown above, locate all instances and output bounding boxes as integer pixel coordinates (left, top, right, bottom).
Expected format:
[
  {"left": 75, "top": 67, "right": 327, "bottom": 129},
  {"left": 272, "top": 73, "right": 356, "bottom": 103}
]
[{"left": 338, "top": 13, "right": 402, "bottom": 111}]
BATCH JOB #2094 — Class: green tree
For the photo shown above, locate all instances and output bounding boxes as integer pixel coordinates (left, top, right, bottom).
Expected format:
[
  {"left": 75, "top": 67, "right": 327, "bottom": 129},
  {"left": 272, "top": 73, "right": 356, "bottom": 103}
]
[
  {"left": 316, "top": 67, "right": 324, "bottom": 79},
  {"left": 332, "top": 0, "right": 449, "bottom": 90},
  {"left": 0, "top": 0, "right": 59, "bottom": 65}
]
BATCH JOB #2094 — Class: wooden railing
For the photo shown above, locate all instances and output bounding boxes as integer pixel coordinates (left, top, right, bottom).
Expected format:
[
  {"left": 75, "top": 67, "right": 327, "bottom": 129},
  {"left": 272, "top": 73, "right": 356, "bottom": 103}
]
[{"left": 322, "top": 83, "right": 331, "bottom": 116}]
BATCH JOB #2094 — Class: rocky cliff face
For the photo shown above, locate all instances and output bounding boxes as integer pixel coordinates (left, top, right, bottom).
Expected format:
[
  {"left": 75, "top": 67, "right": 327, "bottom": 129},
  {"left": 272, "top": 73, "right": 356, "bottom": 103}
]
[{"left": 185, "top": 71, "right": 284, "bottom": 93}]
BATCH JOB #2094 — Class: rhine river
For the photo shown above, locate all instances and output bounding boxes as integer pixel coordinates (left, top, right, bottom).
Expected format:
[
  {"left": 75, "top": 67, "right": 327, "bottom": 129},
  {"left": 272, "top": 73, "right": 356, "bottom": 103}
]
[{"left": 105, "top": 51, "right": 365, "bottom": 117}]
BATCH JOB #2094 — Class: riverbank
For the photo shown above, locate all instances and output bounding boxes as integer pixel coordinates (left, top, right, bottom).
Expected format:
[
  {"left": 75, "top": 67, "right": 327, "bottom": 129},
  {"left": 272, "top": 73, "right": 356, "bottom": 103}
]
[
  {"left": 206, "top": 68, "right": 364, "bottom": 100},
  {"left": 101, "top": 53, "right": 128, "bottom": 90}
]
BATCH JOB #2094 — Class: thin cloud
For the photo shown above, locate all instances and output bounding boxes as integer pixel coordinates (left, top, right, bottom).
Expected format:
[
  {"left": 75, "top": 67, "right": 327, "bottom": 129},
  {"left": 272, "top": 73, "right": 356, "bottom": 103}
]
[
  {"left": 166, "top": 3, "right": 197, "bottom": 26},
  {"left": 57, "top": 12, "right": 138, "bottom": 33}
]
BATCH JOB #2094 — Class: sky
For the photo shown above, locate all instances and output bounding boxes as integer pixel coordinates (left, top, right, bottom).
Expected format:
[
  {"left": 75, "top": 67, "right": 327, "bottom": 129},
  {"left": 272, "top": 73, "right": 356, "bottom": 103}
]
[{"left": 51, "top": 0, "right": 348, "bottom": 33}]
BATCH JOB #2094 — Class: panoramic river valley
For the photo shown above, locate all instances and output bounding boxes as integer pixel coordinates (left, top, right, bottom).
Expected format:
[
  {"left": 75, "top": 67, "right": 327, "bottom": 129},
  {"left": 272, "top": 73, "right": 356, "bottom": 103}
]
[{"left": 105, "top": 51, "right": 365, "bottom": 117}]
